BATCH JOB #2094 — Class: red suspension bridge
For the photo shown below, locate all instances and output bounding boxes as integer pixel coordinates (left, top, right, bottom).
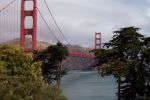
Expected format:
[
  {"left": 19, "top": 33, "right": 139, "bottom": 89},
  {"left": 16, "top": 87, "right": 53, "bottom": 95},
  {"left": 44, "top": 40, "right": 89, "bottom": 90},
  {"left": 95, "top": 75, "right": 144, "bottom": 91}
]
[{"left": 0, "top": 0, "right": 101, "bottom": 58}]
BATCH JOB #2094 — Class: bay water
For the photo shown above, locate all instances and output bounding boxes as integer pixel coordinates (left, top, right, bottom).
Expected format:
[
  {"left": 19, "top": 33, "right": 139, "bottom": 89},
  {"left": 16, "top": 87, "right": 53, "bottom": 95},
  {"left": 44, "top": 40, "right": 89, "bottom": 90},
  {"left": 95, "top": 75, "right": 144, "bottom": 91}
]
[{"left": 61, "top": 71, "right": 116, "bottom": 100}]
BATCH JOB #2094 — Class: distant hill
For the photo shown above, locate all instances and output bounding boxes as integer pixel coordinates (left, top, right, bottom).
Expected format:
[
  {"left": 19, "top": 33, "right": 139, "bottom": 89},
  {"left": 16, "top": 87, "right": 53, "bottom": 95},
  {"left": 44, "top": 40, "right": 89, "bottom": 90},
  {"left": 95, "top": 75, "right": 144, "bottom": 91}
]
[
  {"left": 0, "top": 38, "right": 92, "bottom": 52},
  {"left": 0, "top": 38, "right": 95, "bottom": 70},
  {"left": 0, "top": 38, "right": 49, "bottom": 50}
]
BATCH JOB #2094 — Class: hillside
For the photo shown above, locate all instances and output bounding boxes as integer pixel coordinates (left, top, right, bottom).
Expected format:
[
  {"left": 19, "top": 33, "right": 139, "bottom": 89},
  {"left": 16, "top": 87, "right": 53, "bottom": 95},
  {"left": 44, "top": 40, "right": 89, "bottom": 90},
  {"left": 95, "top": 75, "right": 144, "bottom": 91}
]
[
  {"left": 0, "top": 38, "right": 95, "bottom": 70},
  {"left": 0, "top": 38, "right": 49, "bottom": 50}
]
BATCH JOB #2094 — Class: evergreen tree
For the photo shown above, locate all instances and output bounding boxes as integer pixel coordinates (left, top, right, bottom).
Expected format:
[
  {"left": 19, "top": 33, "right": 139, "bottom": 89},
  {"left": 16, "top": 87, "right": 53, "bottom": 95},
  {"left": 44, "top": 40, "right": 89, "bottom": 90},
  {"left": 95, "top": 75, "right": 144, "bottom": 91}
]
[
  {"left": 93, "top": 27, "right": 150, "bottom": 100},
  {"left": 35, "top": 42, "right": 68, "bottom": 85}
]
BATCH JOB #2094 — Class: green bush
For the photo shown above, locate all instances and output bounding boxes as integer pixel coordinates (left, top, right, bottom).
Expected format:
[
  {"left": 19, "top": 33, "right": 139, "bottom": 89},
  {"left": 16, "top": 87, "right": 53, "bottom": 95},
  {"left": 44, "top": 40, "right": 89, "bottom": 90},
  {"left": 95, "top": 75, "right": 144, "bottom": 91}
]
[{"left": 0, "top": 45, "right": 67, "bottom": 100}]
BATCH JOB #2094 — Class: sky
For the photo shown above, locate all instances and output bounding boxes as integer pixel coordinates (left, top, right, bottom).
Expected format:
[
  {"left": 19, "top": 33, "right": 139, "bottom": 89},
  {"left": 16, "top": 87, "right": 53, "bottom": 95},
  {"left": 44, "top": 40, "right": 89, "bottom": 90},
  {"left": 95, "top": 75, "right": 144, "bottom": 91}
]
[
  {"left": 0, "top": 0, "right": 150, "bottom": 48},
  {"left": 45, "top": 0, "right": 150, "bottom": 48}
]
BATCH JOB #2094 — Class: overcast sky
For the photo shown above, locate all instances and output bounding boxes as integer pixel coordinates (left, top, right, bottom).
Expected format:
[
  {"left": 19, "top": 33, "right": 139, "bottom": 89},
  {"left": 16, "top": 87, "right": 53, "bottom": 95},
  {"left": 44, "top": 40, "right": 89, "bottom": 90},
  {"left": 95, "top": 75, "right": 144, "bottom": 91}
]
[
  {"left": 45, "top": 0, "right": 150, "bottom": 47},
  {"left": 0, "top": 0, "right": 150, "bottom": 48}
]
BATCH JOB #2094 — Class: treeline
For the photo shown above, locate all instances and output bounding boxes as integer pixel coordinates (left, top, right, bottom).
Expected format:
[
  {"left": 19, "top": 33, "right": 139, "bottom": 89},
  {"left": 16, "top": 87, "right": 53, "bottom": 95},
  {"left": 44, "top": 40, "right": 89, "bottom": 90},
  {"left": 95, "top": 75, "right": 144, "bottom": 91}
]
[
  {"left": 92, "top": 27, "right": 150, "bottom": 100},
  {"left": 0, "top": 42, "right": 68, "bottom": 100}
]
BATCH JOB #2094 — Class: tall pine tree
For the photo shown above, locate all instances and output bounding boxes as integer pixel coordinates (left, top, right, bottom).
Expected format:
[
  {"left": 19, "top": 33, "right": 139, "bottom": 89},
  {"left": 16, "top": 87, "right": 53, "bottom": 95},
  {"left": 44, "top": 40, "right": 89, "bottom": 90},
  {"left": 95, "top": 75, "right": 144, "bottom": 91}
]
[{"left": 93, "top": 27, "right": 150, "bottom": 100}]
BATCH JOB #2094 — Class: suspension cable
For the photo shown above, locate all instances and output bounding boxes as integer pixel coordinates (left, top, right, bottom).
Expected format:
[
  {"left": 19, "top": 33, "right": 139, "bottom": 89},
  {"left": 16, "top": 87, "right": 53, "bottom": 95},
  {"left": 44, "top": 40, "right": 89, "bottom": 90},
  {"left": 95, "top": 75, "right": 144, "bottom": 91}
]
[
  {"left": 0, "top": 0, "right": 3, "bottom": 2},
  {"left": 43, "top": 0, "right": 71, "bottom": 45},
  {"left": 37, "top": 7, "right": 59, "bottom": 41},
  {"left": 0, "top": 0, "right": 16, "bottom": 13}
]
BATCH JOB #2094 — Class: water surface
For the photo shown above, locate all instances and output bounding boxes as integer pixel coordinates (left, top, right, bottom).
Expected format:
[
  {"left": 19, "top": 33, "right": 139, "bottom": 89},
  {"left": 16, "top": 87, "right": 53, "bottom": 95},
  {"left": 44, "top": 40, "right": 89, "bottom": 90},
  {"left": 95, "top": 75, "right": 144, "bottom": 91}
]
[{"left": 61, "top": 71, "right": 116, "bottom": 100}]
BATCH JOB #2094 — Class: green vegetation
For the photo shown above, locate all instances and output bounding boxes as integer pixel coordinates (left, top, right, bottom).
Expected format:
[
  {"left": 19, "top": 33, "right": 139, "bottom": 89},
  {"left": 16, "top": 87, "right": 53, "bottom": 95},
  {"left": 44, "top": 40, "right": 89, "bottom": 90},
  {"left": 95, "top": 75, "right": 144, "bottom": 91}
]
[
  {"left": 35, "top": 42, "right": 68, "bottom": 85},
  {"left": 92, "top": 27, "right": 150, "bottom": 100},
  {"left": 0, "top": 45, "right": 67, "bottom": 100}
]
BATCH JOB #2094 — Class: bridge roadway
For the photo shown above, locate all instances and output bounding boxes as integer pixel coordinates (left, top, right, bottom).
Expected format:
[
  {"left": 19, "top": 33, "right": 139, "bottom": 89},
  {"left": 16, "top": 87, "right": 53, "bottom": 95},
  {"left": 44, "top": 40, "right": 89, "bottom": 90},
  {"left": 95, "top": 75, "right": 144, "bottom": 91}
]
[
  {"left": 25, "top": 48, "right": 95, "bottom": 58},
  {"left": 69, "top": 51, "right": 95, "bottom": 58}
]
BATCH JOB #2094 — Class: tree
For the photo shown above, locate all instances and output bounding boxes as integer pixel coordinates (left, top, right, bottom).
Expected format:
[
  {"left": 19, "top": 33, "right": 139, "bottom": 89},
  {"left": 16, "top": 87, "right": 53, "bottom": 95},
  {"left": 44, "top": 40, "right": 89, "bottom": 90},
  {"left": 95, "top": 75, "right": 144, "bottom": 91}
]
[
  {"left": 143, "top": 37, "right": 150, "bottom": 99},
  {"left": 93, "top": 27, "right": 150, "bottom": 100},
  {"left": 35, "top": 42, "right": 68, "bottom": 85},
  {"left": 0, "top": 45, "right": 67, "bottom": 100}
]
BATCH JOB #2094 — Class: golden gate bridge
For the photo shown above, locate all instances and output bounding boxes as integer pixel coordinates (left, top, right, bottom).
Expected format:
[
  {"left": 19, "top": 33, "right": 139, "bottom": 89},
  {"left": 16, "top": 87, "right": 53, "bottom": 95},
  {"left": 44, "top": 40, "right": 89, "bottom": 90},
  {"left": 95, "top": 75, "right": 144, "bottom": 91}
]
[{"left": 0, "top": 0, "right": 102, "bottom": 59}]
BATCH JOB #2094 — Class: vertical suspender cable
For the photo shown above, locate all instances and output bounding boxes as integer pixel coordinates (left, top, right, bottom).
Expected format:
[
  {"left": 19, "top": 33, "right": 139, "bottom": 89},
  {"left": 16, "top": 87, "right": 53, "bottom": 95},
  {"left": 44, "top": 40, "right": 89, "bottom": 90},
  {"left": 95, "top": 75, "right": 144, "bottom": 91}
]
[
  {"left": 9, "top": 0, "right": 11, "bottom": 42},
  {"left": 4, "top": 0, "right": 6, "bottom": 41},
  {"left": 0, "top": 5, "right": 1, "bottom": 38},
  {"left": 14, "top": 0, "right": 16, "bottom": 38},
  {"left": 0, "top": 1, "right": 2, "bottom": 41},
  {"left": 37, "top": 7, "right": 59, "bottom": 42},
  {"left": 44, "top": 0, "right": 70, "bottom": 45},
  {"left": 13, "top": 0, "right": 15, "bottom": 40},
  {"left": 8, "top": 0, "right": 10, "bottom": 42},
  {"left": 39, "top": 0, "right": 41, "bottom": 48},
  {"left": 40, "top": 0, "right": 42, "bottom": 46},
  {"left": 0, "top": 0, "right": 16, "bottom": 13},
  {"left": 43, "top": 0, "right": 46, "bottom": 44},
  {"left": 2, "top": 0, "right": 15, "bottom": 42},
  {"left": 39, "top": 0, "right": 41, "bottom": 49},
  {"left": 16, "top": 0, "right": 20, "bottom": 37}
]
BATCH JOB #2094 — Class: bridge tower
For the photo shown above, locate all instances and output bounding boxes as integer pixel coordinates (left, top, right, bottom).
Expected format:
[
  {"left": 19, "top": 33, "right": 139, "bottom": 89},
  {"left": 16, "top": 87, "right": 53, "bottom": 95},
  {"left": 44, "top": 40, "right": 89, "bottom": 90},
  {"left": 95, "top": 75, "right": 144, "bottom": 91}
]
[
  {"left": 21, "top": 0, "right": 37, "bottom": 51},
  {"left": 95, "top": 32, "right": 101, "bottom": 49}
]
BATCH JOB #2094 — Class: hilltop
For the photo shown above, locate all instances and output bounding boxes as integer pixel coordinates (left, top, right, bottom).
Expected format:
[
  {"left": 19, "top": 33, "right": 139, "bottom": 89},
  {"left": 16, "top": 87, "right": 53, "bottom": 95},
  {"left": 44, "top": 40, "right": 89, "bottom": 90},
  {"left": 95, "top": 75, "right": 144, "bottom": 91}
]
[
  {"left": 0, "top": 38, "right": 49, "bottom": 50},
  {"left": 0, "top": 38, "right": 94, "bottom": 70}
]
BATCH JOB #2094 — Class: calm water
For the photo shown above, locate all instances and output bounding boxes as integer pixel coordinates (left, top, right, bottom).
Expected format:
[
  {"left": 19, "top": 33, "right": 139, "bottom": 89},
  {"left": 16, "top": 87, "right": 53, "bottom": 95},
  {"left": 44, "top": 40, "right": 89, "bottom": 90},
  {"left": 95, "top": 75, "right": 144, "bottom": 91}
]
[{"left": 61, "top": 71, "right": 116, "bottom": 100}]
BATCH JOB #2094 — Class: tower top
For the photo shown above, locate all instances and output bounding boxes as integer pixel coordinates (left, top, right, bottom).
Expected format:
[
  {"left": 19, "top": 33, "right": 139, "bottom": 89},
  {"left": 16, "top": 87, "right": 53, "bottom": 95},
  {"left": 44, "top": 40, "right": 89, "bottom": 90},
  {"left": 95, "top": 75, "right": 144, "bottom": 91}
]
[
  {"left": 20, "top": 0, "right": 37, "bottom": 51},
  {"left": 95, "top": 32, "right": 101, "bottom": 49}
]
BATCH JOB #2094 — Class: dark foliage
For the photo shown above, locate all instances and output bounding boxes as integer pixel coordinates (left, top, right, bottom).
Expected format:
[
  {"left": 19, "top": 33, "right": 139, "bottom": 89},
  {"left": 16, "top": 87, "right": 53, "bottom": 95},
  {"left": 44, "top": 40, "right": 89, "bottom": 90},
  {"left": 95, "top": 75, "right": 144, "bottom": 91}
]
[
  {"left": 92, "top": 27, "right": 150, "bottom": 100},
  {"left": 35, "top": 42, "right": 68, "bottom": 85}
]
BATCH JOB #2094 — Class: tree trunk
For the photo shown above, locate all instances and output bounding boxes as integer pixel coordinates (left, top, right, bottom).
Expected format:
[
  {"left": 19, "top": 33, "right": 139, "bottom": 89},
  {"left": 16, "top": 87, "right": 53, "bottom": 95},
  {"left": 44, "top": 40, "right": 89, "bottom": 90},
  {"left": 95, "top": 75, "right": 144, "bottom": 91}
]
[
  {"left": 118, "top": 77, "right": 121, "bottom": 100},
  {"left": 57, "top": 61, "right": 62, "bottom": 86}
]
